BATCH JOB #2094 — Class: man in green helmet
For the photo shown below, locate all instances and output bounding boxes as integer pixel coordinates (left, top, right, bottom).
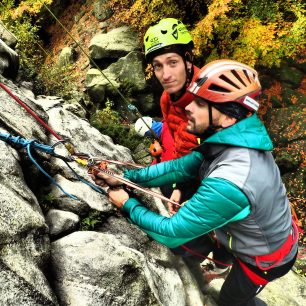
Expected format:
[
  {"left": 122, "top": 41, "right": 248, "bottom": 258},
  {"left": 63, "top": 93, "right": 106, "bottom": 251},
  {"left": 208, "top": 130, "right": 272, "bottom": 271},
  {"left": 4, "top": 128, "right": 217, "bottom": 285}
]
[{"left": 141, "top": 18, "right": 232, "bottom": 283}]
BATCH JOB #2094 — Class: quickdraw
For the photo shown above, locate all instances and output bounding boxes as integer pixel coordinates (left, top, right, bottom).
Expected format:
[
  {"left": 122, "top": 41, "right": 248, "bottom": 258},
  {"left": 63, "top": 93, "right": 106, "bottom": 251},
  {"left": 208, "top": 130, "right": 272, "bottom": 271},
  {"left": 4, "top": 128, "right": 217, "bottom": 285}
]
[
  {"left": 73, "top": 152, "right": 145, "bottom": 169},
  {"left": 0, "top": 80, "right": 168, "bottom": 203},
  {"left": 0, "top": 133, "right": 113, "bottom": 198},
  {"left": 149, "top": 140, "right": 163, "bottom": 158},
  {"left": 0, "top": 17, "right": 165, "bottom": 201}
]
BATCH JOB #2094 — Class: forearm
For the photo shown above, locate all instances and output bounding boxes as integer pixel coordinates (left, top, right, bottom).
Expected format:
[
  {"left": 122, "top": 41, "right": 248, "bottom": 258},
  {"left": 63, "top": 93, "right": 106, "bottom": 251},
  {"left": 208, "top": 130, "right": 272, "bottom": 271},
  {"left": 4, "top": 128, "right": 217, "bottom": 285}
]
[
  {"left": 124, "top": 151, "right": 203, "bottom": 187},
  {"left": 122, "top": 178, "right": 251, "bottom": 248}
]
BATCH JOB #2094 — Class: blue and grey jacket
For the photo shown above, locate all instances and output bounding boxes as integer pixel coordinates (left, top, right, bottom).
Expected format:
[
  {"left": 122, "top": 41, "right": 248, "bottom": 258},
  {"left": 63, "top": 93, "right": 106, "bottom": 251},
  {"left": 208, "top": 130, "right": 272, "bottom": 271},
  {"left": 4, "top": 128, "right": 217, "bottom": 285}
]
[{"left": 123, "top": 114, "right": 297, "bottom": 267}]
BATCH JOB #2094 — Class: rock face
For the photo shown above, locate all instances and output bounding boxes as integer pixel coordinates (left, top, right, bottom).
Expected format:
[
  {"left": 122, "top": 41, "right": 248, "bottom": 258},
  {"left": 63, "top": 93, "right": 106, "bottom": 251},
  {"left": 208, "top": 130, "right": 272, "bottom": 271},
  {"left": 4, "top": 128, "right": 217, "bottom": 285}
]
[
  {"left": 89, "top": 26, "right": 140, "bottom": 60},
  {"left": 0, "top": 38, "right": 19, "bottom": 79},
  {"left": 0, "top": 20, "right": 18, "bottom": 48},
  {"left": 0, "top": 72, "right": 204, "bottom": 305}
]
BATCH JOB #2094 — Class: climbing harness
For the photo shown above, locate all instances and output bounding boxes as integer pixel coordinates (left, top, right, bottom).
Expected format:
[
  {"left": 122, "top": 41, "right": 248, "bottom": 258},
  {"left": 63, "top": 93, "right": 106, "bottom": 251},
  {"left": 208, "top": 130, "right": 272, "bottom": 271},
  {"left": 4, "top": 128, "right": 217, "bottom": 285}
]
[{"left": 251, "top": 220, "right": 299, "bottom": 271}]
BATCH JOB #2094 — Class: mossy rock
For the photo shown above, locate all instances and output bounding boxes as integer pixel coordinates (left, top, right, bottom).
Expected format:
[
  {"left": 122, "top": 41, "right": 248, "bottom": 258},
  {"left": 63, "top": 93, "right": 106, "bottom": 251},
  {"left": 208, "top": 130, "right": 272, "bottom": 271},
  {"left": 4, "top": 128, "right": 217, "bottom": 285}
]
[
  {"left": 264, "top": 105, "right": 306, "bottom": 145},
  {"left": 274, "top": 141, "right": 304, "bottom": 175},
  {"left": 279, "top": 65, "right": 303, "bottom": 89},
  {"left": 282, "top": 167, "right": 306, "bottom": 200},
  {"left": 282, "top": 85, "right": 306, "bottom": 107}
]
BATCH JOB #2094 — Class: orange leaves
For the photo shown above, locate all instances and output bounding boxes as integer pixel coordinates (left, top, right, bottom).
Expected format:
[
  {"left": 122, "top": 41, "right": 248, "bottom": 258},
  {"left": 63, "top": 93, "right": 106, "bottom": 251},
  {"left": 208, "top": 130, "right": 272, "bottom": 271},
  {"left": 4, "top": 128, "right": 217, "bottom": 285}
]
[
  {"left": 191, "top": 0, "right": 234, "bottom": 56},
  {"left": 107, "top": 0, "right": 305, "bottom": 69},
  {"left": 109, "top": 0, "right": 179, "bottom": 34},
  {"left": 264, "top": 81, "right": 283, "bottom": 101}
]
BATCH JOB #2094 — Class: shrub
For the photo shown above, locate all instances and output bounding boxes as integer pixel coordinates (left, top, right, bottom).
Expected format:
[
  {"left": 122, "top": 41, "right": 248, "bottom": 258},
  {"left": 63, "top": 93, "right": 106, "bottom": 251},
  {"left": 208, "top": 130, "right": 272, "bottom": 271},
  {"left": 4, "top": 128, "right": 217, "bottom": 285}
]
[
  {"left": 90, "top": 100, "right": 148, "bottom": 151},
  {"left": 108, "top": 0, "right": 306, "bottom": 68},
  {"left": 33, "top": 63, "right": 80, "bottom": 97}
]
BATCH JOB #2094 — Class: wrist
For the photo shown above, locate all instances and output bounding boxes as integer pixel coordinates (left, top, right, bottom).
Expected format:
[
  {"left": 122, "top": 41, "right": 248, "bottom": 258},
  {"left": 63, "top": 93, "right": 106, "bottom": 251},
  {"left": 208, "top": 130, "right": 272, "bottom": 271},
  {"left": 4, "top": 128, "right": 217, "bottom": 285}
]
[{"left": 121, "top": 198, "right": 129, "bottom": 208}]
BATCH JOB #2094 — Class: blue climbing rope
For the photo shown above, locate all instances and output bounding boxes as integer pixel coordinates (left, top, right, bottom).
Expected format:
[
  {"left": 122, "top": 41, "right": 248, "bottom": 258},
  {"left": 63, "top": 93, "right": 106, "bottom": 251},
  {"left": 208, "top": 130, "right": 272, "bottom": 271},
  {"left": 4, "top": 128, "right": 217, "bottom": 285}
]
[
  {"left": 0, "top": 133, "right": 107, "bottom": 199},
  {"left": 0, "top": 133, "right": 55, "bottom": 154}
]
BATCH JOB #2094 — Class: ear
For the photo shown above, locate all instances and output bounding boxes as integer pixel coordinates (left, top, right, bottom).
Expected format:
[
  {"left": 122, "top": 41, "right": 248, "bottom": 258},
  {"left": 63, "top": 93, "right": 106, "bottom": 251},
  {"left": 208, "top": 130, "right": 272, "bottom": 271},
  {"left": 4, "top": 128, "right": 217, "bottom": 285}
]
[
  {"left": 221, "top": 115, "right": 237, "bottom": 128},
  {"left": 186, "top": 61, "right": 192, "bottom": 71}
]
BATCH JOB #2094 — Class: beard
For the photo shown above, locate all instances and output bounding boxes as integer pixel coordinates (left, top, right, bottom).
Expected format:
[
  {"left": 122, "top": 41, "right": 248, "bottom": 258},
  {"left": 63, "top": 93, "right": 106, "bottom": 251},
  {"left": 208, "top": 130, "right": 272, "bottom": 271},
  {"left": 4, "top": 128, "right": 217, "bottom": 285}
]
[
  {"left": 186, "top": 119, "right": 218, "bottom": 139},
  {"left": 199, "top": 126, "right": 218, "bottom": 140},
  {"left": 186, "top": 119, "right": 204, "bottom": 136}
]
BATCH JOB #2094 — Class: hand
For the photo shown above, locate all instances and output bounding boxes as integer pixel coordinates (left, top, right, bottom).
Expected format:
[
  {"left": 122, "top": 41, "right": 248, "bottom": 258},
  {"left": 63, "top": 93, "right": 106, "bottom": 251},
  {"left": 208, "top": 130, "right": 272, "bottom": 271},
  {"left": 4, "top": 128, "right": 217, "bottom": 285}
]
[
  {"left": 91, "top": 171, "right": 122, "bottom": 187},
  {"left": 108, "top": 188, "right": 129, "bottom": 209},
  {"left": 167, "top": 189, "right": 182, "bottom": 215}
]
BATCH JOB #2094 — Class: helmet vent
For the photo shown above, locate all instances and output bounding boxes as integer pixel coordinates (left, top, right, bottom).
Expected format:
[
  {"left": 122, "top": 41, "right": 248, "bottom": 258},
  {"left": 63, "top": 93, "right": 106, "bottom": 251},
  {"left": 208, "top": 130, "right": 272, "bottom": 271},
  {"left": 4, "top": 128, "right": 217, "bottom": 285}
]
[
  {"left": 219, "top": 74, "right": 240, "bottom": 89},
  {"left": 196, "top": 77, "right": 208, "bottom": 86},
  {"left": 145, "top": 36, "right": 149, "bottom": 42},
  {"left": 243, "top": 69, "right": 251, "bottom": 83},
  {"left": 208, "top": 84, "right": 231, "bottom": 92},
  {"left": 161, "top": 30, "right": 167, "bottom": 34},
  {"left": 231, "top": 70, "right": 247, "bottom": 87}
]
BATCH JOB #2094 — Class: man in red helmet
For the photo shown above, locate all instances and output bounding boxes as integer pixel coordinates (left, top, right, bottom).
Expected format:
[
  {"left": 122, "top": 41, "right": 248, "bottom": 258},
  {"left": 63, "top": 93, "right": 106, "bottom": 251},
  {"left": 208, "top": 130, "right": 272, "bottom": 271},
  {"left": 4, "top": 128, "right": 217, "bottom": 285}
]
[{"left": 93, "top": 60, "right": 298, "bottom": 305}]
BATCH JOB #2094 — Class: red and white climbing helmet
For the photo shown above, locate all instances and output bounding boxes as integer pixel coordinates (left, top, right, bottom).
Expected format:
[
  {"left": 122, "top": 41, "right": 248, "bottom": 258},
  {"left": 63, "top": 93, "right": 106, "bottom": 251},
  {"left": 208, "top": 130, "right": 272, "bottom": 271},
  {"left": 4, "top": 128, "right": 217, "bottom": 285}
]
[{"left": 187, "top": 59, "right": 261, "bottom": 112}]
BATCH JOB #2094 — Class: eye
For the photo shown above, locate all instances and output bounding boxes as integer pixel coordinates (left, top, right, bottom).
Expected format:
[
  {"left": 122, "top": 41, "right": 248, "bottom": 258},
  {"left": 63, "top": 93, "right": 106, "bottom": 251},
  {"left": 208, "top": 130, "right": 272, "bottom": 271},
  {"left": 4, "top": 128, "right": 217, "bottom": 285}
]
[
  {"left": 153, "top": 63, "right": 162, "bottom": 71},
  {"left": 169, "top": 60, "right": 178, "bottom": 66}
]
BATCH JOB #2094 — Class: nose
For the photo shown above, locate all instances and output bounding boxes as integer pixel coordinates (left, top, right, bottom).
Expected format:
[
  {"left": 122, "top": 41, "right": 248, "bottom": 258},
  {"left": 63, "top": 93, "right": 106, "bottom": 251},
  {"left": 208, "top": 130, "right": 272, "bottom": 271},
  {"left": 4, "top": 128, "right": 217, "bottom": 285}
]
[
  {"left": 185, "top": 100, "right": 195, "bottom": 112},
  {"left": 162, "top": 66, "right": 172, "bottom": 81}
]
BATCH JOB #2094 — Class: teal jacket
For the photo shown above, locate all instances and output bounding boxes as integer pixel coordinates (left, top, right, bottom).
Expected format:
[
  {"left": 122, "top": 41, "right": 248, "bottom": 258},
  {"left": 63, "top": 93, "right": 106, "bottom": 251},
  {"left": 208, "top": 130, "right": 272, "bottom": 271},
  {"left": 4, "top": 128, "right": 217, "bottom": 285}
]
[{"left": 122, "top": 114, "right": 274, "bottom": 249}]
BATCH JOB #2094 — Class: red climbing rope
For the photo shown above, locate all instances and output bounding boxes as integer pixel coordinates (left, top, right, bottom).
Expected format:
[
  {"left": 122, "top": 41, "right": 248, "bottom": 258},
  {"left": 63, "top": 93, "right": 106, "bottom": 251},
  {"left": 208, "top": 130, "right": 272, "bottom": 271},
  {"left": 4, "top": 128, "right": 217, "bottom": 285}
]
[{"left": 0, "top": 81, "right": 63, "bottom": 141}]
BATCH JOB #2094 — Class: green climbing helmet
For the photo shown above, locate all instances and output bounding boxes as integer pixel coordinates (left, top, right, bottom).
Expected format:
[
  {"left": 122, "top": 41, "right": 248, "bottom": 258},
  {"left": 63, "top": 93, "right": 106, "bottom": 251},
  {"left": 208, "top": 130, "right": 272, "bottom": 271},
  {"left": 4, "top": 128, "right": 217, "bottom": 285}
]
[{"left": 144, "top": 18, "right": 193, "bottom": 60}]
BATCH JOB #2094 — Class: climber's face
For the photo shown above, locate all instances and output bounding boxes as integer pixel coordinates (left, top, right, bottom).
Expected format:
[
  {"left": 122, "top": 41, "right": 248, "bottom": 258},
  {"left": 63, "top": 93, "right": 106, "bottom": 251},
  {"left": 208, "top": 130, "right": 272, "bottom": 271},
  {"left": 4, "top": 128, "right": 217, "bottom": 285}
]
[{"left": 152, "top": 53, "right": 187, "bottom": 95}]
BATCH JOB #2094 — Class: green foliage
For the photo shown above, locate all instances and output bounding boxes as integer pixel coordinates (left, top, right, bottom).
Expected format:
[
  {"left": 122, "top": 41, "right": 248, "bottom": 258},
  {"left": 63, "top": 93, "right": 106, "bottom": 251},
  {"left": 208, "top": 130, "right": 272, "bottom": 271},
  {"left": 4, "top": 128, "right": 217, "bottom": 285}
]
[
  {"left": 192, "top": 0, "right": 306, "bottom": 67},
  {"left": 293, "top": 258, "right": 306, "bottom": 277},
  {"left": 0, "top": 1, "right": 44, "bottom": 79},
  {"left": 34, "top": 63, "right": 80, "bottom": 96},
  {"left": 109, "top": 0, "right": 180, "bottom": 34},
  {"left": 109, "top": 0, "right": 305, "bottom": 68},
  {"left": 39, "top": 192, "right": 56, "bottom": 212},
  {"left": 90, "top": 100, "right": 147, "bottom": 151},
  {"left": 81, "top": 210, "right": 104, "bottom": 230},
  {"left": 0, "top": 1, "right": 78, "bottom": 97},
  {"left": 0, "top": 1, "right": 57, "bottom": 83},
  {"left": 5, "top": 0, "right": 53, "bottom": 17}
]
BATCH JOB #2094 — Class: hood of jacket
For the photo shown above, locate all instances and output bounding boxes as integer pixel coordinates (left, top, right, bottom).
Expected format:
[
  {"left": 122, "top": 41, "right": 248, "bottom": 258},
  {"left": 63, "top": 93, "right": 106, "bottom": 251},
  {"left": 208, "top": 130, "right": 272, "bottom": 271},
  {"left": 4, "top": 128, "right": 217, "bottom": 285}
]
[{"left": 195, "top": 114, "right": 273, "bottom": 154}]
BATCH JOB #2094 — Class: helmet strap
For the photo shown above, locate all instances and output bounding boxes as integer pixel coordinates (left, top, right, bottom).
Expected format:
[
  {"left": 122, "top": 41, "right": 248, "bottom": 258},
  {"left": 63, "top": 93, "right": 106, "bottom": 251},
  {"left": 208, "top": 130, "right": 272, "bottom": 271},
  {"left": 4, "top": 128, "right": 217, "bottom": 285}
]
[
  {"left": 170, "top": 52, "right": 194, "bottom": 102},
  {"left": 200, "top": 104, "right": 222, "bottom": 140},
  {"left": 184, "top": 51, "right": 194, "bottom": 85}
]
